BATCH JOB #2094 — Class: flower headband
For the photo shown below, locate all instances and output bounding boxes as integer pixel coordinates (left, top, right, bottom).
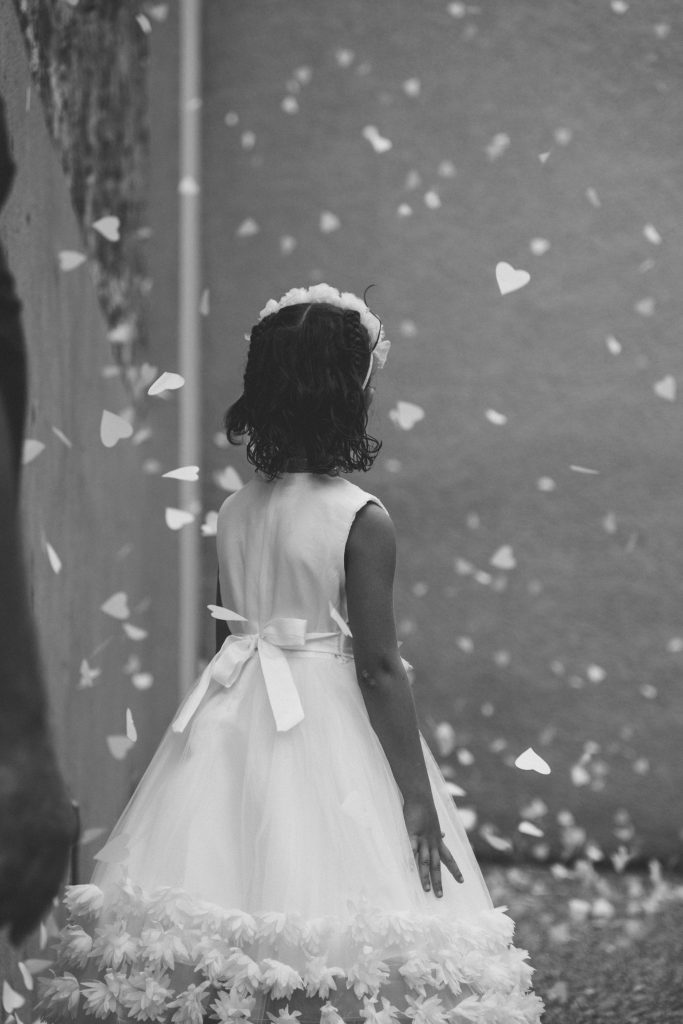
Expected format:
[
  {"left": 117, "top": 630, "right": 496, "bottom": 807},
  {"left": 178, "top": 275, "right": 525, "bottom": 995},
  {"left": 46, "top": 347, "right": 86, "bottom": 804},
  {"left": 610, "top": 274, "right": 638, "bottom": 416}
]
[{"left": 257, "top": 283, "right": 391, "bottom": 389}]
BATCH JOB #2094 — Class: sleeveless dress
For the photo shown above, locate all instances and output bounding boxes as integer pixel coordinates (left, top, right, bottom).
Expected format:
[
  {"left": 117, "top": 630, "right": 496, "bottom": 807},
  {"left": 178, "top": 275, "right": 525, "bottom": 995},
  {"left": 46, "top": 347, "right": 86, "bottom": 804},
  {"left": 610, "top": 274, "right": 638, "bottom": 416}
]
[{"left": 37, "top": 473, "right": 545, "bottom": 1024}]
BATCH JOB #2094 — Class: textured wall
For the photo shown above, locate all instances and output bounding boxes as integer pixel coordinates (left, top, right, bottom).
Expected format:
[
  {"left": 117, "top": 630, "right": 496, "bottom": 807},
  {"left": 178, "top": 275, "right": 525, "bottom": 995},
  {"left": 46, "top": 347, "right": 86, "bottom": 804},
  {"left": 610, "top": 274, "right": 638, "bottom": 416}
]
[
  {"left": 200, "top": 0, "right": 683, "bottom": 870},
  {"left": 0, "top": 0, "right": 179, "bottom": 985}
]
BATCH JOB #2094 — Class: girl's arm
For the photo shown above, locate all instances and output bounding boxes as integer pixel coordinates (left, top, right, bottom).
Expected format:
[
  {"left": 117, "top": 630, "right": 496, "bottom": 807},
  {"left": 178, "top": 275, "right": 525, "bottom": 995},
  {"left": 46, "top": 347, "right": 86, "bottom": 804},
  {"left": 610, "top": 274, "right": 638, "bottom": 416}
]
[
  {"left": 215, "top": 569, "right": 231, "bottom": 653},
  {"left": 345, "top": 501, "right": 464, "bottom": 894}
]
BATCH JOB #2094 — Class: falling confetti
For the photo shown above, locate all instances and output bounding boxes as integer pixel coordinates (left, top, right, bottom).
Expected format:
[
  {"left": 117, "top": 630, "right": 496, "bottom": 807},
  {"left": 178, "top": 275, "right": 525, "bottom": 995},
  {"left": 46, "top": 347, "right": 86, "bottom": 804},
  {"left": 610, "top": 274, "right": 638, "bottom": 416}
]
[
  {"left": 280, "top": 235, "right": 297, "bottom": 254},
  {"left": 199, "top": 289, "right": 210, "bottom": 315},
  {"left": 485, "top": 133, "right": 510, "bottom": 161},
  {"left": 529, "top": 237, "right": 550, "bottom": 255},
  {"left": 207, "top": 603, "right": 248, "bottom": 622},
  {"left": 106, "top": 735, "right": 135, "bottom": 760},
  {"left": 388, "top": 401, "right": 425, "bottom": 430},
  {"left": 236, "top": 217, "right": 259, "bottom": 238},
  {"left": 334, "top": 48, "right": 354, "bottom": 67},
  {"left": 100, "top": 410, "right": 134, "bottom": 447},
  {"left": 319, "top": 211, "right": 341, "bottom": 233},
  {"left": 515, "top": 748, "right": 551, "bottom": 774},
  {"left": 362, "top": 125, "right": 392, "bottom": 153},
  {"left": 148, "top": 371, "right": 185, "bottom": 396},
  {"left": 281, "top": 96, "right": 299, "bottom": 115},
  {"left": 101, "top": 592, "right": 130, "bottom": 620},
  {"left": 605, "top": 334, "right": 622, "bottom": 355},
  {"left": 132, "top": 672, "right": 154, "bottom": 691},
  {"left": 93, "top": 215, "right": 121, "bottom": 241},
  {"left": 2, "top": 983, "right": 25, "bottom": 1013},
  {"left": 397, "top": 203, "right": 413, "bottom": 217},
  {"left": 643, "top": 223, "right": 662, "bottom": 245},
  {"left": 214, "top": 466, "right": 244, "bottom": 492},
  {"left": 485, "top": 409, "right": 508, "bottom": 425},
  {"left": 495, "top": 261, "right": 530, "bottom": 295},
  {"left": 403, "top": 78, "right": 421, "bottom": 96},
  {"left": 162, "top": 465, "right": 200, "bottom": 481},
  {"left": 22, "top": 438, "right": 45, "bottom": 464},
  {"left": 224, "top": 111, "right": 239, "bottom": 126},
  {"left": 653, "top": 375, "right": 676, "bottom": 401},
  {"left": 126, "top": 708, "right": 138, "bottom": 743},
  {"left": 178, "top": 176, "right": 199, "bottom": 195},
  {"left": 165, "top": 508, "right": 196, "bottom": 530},
  {"left": 424, "top": 190, "right": 441, "bottom": 209},
  {"left": 490, "top": 545, "right": 516, "bottom": 570},
  {"left": 78, "top": 659, "right": 101, "bottom": 689},
  {"left": 57, "top": 250, "right": 87, "bottom": 271}
]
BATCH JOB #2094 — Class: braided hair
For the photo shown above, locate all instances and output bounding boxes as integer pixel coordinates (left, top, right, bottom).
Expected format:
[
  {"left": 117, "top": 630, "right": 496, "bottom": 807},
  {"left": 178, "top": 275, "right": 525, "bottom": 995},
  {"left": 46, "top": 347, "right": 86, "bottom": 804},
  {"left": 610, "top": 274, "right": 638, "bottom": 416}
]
[{"left": 223, "top": 301, "right": 382, "bottom": 480}]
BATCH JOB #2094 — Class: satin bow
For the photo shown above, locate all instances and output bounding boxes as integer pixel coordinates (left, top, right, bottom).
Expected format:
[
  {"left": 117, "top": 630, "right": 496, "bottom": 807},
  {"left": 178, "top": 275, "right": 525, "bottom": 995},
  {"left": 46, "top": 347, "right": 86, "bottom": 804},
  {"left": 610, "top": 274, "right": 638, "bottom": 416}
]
[{"left": 172, "top": 617, "right": 319, "bottom": 734}]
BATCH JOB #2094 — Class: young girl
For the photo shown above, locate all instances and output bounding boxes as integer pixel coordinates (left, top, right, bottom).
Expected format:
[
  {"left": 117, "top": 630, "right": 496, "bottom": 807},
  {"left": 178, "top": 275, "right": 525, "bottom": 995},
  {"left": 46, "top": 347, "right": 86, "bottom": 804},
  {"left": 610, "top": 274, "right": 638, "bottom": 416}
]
[{"left": 37, "top": 285, "right": 545, "bottom": 1024}]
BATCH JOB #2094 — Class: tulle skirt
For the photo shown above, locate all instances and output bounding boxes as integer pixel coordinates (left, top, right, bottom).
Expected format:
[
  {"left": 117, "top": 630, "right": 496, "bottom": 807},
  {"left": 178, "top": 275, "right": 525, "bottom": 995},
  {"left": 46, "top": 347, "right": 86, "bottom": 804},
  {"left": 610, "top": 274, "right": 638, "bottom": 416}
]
[{"left": 37, "top": 651, "right": 545, "bottom": 1024}]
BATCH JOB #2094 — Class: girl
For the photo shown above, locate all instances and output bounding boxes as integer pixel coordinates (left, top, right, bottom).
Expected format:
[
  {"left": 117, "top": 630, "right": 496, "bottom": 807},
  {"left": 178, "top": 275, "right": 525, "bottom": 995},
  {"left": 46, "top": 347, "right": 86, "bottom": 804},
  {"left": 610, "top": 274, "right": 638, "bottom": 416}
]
[{"left": 37, "top": 285, "right": 544, "bottom": 1024}]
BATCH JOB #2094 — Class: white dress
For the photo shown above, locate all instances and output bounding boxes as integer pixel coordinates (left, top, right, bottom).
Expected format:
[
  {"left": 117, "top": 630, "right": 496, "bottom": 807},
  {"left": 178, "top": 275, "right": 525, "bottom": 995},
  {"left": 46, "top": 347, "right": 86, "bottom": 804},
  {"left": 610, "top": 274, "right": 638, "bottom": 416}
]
[{"left": 37, "top": 472, "right": 545, "bottom": 1024}]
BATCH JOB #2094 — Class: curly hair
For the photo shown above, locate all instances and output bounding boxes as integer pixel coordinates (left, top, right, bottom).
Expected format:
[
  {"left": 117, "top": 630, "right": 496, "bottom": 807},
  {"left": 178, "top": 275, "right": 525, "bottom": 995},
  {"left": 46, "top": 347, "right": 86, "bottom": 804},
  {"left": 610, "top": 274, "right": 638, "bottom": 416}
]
[{"left": 223, "top": 302, "right": 383, "bottom": 480}]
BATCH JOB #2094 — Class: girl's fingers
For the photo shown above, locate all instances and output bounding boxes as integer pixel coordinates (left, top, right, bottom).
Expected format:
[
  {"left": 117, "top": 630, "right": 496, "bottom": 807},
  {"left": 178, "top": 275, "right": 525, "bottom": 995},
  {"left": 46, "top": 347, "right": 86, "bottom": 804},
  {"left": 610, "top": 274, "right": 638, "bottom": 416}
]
[
  {"left": 417, "top": 837, "right": 431, "bottom": 891},
  {"left": 429, "top": 842, "right": 443, "bottom": 896},
  {"left": 439, "top": 838, "right": 464, "bottom": 883}
]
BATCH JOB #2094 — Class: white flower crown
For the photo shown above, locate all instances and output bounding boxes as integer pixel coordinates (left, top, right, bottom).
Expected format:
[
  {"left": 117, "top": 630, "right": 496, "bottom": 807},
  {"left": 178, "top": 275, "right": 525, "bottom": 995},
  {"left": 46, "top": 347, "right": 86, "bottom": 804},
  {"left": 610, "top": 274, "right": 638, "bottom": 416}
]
[{"left": 257, "top": 283, "right": 391, "bottom": 388}]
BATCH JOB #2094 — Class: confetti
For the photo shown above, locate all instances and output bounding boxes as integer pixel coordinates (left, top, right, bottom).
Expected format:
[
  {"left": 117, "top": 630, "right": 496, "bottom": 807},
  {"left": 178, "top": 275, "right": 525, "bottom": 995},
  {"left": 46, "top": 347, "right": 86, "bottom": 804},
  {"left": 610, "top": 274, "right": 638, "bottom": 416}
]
[
  {"left": 403, "top": 78, "right": 421, "bottom": 96},
  {"left": 101, "top": 592, "right": 130, "bottom": 620},
  {"left": 396, "top": 203, "right": 413, "bottom": 217},
  {"left": 52, "top": 426, "right": 73, "bottom": 447},
  {"left": 148, "top": 371, "right": 185, "bottom": 396},
  {"left": 199, "top": 289, "right": 210, "bottom": 315},
  {"left": 388, "top": 401, "right": 425, "bottom": 430},
  {"left": 162, "top": 465, "right": 200, "bottom": 481},
  {"left": 236, "top": 217, "right": 259, "bottom": 238},
  {"left": 224, "top": 111, "right": 239, "bottom": 127},
  {"left": 106, "top": 735, "right": 134, "bottom": 760},
  {"left": 605, "top": 334, "right": 622, "bottom": 355},
  {"left": 126, "top": 708, "right": 138, "bottom": 743},
  {"left": 2, "top": 983, "right": 24, "bottom": 1013},
  {"left": 58, "top": 250, "right": 87, "bottom": 271},
  {"left": 437, "top": 159, "right": 456, "bottom": 177},
  {"left": 93, "top": 215, "right": 120, "bottom": 241},
  {"left": 424, "top": 190, "right": 441, "bottom": 209},
  {"left": 485, "top": 133, "right": 510, "bottom": 161},
  {"left": 22, "top": 439, "right": 45, "bottom": 464},
  {"left": 643, "top": 223, "right": 662, "bottom": 245},
  {"left": 17, "top": 962, "right": 34, "bottom": 991},
  {"left": 100, "top": 409, "right": 134, "bottom": 447},
  {"left": 537, "top": 476, "right": 556, "bottom": 491},
  {"left": 490, "top": 545, "right": 516, "bottom": 570},
  {"left": 518, "top": 821, "right": 545, "bottom": 838},
  {"left": 570, "top": 464, "right": 600, "bottom": 474},
  {"left": 122, "top": 623, "right": 148, "bottom": 641},
  {"left": 553, "top": 127, "right": 572, "bottom": 145},
  {"left": 495, "top": 261, "right": 530, "bottom": 295},
  {"left": 280, "top": 235, "right": 297, "bottom": 254},
  {"left": 281, "top": 96, "right": 299, "bottom": 115},
  {"left": 178, "top": 176, "right": 199, "bottom": 196},
  {"left": 334, "top": 48, "right": 354, "bottom": 68},
  {"left": 207, "top": 604, "right": 248, "bottom": 622},
  {"left": 529, "top": 237, "right": 550, "bottom": 255},
  {"left": 319, "top": 211, "right": 341, "bottom": 233},
  {"left": 653, "top": 375, "right": 676, "bottom": 401},
  {"left": 515, "top": 747, "right": 551, "bottom": 774},
  {"left": 78, "top": 659, "right": 102, "bottom": 688},
  {"left": 635, "top": 297, "right": 654, "bottom": 316},
  {"left": 165, "top": 508, "right": 196, "bottom": 530},
  {"left": 362, "top": 125, "right": 393, "bottom": 153},
  {"left": 214, "top": 466, "right": 244, "bottom": 492},
  {"left": 611, "top": 0, "right": 628, "bottom": 12},
  {"left": 485, "top": 408, "right": 507, "bottom": 425},
  {"left": 586, "top": 187, "right": 601, "bottom": 207},
  {"left": 132, "top": 672, "right": 154, "bottom": 691}
]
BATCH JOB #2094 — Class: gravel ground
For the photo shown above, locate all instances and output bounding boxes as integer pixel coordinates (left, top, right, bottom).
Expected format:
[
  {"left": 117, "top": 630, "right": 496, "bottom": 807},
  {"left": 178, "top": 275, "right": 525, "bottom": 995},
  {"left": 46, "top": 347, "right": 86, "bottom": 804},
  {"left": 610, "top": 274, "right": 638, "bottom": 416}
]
[{"left": 481, "top": 858, "right": 683, "bottom": 1023}]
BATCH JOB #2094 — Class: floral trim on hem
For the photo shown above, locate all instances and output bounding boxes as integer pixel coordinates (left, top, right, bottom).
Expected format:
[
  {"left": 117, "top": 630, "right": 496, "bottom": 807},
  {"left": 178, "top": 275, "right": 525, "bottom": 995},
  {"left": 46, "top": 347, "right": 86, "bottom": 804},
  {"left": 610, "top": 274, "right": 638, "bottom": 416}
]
[{"left": 36, "top": 878, "right": 545, "bottom": 1024}]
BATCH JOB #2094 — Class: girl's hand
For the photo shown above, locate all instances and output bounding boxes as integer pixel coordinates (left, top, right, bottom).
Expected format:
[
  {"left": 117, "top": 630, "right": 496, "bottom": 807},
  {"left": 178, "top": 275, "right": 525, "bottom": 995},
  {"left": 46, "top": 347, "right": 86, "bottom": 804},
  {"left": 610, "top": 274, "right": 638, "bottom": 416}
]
[{"left": 403, "top": 796, "right": 464, "bottom": 896}]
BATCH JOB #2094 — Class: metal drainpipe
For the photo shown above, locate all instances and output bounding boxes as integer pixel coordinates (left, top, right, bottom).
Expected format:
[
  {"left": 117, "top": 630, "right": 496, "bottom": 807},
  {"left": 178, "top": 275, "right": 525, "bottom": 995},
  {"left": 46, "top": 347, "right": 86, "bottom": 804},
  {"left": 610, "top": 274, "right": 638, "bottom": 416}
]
[{"left": 178, "top": 0, "right": 202, "bottom": 701}]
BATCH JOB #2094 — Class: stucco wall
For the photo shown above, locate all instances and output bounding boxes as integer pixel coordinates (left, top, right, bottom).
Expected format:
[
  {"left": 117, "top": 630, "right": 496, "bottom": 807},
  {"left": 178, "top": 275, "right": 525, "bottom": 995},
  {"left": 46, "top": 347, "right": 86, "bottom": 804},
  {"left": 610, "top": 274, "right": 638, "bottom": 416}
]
[{"left": 0, "top": 1, "right": 180, "bottom": 987}]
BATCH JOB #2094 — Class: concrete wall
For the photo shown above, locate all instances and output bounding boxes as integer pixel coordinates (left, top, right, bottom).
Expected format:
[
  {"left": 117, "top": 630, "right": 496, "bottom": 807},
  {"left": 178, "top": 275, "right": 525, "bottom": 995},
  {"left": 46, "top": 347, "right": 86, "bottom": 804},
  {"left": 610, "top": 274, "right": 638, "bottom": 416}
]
[{"left": 0, "top": 1, "right": 180, "bottom": 987}]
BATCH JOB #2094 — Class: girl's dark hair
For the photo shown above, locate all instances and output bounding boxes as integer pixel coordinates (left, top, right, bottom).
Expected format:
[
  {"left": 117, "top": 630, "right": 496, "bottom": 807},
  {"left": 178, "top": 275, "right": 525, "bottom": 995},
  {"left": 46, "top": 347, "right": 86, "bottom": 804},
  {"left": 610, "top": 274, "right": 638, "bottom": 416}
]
[{"left": 223, "top": 302, "right": 382, "bottom": 480}]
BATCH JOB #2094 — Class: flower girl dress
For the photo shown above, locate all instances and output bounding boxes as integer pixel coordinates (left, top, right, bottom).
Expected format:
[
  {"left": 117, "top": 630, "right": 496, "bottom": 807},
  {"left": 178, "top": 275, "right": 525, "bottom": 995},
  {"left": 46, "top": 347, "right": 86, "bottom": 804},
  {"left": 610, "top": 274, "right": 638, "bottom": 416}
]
[{"left": 38, "top": 473, "right": 545, "bottom": 1024}]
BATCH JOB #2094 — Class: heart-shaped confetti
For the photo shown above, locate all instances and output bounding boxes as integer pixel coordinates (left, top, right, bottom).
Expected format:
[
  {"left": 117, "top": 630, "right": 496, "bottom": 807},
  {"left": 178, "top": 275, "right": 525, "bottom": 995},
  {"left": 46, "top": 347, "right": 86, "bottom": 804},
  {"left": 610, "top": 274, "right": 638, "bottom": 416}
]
[
  {"left": 643, "top": 223, "right": 662, "bottom": 245},
  {"left": 654, "top": 375, "right": 676, "bottom": 401},
  {"left": 201, "top": 511, "right": 219, "bottom": 537},
  {"left": 165, "top": 507, "right": 196, "bottom": 530},
  {"left": 106, "top": 735, "right": 135, "bottom": 760},
  {"left": 148, "top": 371, "right": 185, "bottom": 396},
  {"left": 388, "top": 401, "right": 425, "bottom": 430},
  {"left": 236, "top": 217, "right": 259, "bottom": 238},
  {"left": 94, "top": 833, "right": 131, "bottom": 863},
  {"left": 424, "top": 190, "right": 441, "bottom": 209},
  {"left": 397, "top": 204, "right": 413, "bottom": 217},
  {"left": 403, "top": 78, "right": 421, "bottom": 97},
  {"left": 207, "top": 603, "right": 248, "bottom": 622},
  {"left": 132, "top": 672, "right": 154, "bottom": 691},
  {"left": 530, "top": 237, "right": 550, "bottom": 255},
  {"left": 605, "top": 334, "right": 622, "bottom": 355},
  {"left": 518, "top": 821, "right": 545, "bottom": 838},
  {"left": 78, "top": 659, "right": 101, "bottom": 688},
  {"left": 22, "top": 439, "right": 45, "bottom": 464},
  {"left": 45, "top": 540, "right": 62, "bottom": 574},
  {"left": 100, "top": 409, "right": 134, "bottom": 447},
  {"left": 93, "top": 215, "right": 121, "bottom": 241},
  {"left": 163, "top": 465, "right": 200, "bottom": 481},
  {"left": 101, "top": 591, "right": 130, "bottom": 620},
  {"left": 490, "top": 545, "right": 516, "bottom": 570},
  {"left": 495, "top": 261, "right": 530, "bottom": 295},
  {"left": 58, "top": 250, "right": 87, "bottom": 271},
  {"left": 280, "top": 235, "right": 297, "bottom": 255},
  {"left": 2, "top": 983, "right": 25, "bottom": 1012},
  {"left": 51, "top": 426, "right": 73, "bottom": 447},
  {"left": 515, "top": 747, "right": 551, "bottom": 774},
  {"left": 17, "top": 961, "right": 34, "bottom": 991},
  {"left": 320, "top": 211, "right": 340, "bottom": 233}
]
